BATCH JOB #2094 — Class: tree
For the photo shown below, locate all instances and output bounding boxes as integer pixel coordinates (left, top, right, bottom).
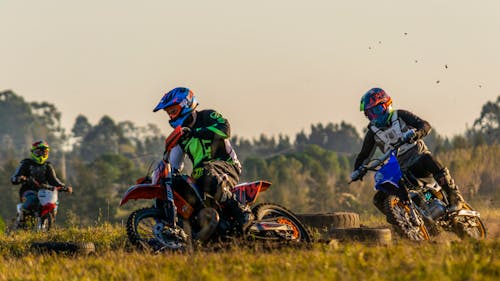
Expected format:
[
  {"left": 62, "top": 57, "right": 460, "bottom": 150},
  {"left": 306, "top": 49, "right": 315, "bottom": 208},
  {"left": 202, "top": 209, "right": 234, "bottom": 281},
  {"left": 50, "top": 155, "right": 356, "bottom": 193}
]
[
  {"left": 0, "top": 90, "right": 35, "bottom": 154},
  {"left": 471, "top": 95, "right": 500, "bottom": 145},
  {"left": 77, "top": 116, "right": 129, "bottom": 161}
]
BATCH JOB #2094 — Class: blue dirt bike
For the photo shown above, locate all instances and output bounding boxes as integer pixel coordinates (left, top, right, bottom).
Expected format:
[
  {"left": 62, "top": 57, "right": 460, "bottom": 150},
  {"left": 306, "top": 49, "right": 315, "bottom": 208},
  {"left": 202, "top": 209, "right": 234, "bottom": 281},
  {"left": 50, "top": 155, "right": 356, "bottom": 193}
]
[{"left": 350, "top": 142, "right": 486, "bottom": 241}]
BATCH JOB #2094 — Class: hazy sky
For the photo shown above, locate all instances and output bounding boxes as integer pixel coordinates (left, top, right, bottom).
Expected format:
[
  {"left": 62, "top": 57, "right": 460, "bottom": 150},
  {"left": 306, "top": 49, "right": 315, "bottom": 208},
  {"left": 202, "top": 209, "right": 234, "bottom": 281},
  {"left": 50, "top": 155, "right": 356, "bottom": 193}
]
[{"left": 2, "top": 1, "right": 499, "bottom": 139}]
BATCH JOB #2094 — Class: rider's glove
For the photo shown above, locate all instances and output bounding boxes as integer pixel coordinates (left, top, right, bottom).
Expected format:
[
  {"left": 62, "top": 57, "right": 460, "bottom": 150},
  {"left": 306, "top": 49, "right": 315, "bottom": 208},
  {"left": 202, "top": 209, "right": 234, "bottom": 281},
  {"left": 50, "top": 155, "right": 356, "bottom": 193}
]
[
  {"left": 61, "top": 186, "right": 73, "bottom": 194},
  {"left": 350, "top": 169, "right": 363, "bottom": 182},
  {"left": 178, "top": 127, "right": 192, "bottom": 142},
  {"left": 402, "top": 129, "right": 417, "bottom": 143}
]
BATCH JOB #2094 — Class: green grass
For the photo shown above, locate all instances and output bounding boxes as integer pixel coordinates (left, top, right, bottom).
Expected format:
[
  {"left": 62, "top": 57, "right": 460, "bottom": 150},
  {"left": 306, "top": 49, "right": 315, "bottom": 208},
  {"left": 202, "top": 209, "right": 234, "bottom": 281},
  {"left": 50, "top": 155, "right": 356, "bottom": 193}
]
[{"left": 0, "top": 223, "right": 499, "bottom": 281}]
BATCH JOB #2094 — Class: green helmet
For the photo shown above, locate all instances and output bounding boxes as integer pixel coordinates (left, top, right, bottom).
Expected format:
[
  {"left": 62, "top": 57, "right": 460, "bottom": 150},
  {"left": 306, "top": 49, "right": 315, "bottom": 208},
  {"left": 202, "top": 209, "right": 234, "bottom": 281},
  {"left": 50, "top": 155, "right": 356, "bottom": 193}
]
[{"left": 31, "top": 140, "right": 50, "bottom": 164}]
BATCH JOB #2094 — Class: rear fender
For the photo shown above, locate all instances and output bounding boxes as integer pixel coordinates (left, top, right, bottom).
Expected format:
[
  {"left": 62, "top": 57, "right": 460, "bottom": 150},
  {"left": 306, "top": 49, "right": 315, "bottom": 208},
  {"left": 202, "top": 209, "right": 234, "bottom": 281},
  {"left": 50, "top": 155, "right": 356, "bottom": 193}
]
[
  {"left": 231, "top": 181, "right": 271, "bottom": 205},
  {"left": 120, "top": 184, "right": 167, "bottom": 206}
]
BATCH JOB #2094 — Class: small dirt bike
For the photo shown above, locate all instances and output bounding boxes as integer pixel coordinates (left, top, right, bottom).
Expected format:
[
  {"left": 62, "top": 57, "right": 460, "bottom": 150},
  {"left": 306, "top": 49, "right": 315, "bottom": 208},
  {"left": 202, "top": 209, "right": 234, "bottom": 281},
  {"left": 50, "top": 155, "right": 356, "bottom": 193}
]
[
  {"left": 350, "top": 142, "right": 486, "bottom": 241},
  {"left": 120, "top": 126, "right": 311, "bottom": 251},
  {"left": 14, "top": 185, "right": 71, "bottom": 232}
]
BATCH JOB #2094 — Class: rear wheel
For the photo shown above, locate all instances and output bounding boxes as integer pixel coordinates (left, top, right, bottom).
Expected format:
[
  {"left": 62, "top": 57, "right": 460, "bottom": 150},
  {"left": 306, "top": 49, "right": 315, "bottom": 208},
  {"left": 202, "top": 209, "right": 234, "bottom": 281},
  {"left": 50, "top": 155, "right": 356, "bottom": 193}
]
[
  {"left": 250, "top": 203, "right": 311, "bottom": 243},
  {"left": 453, "top": 203, "right": 486, "bottom": 240},
  {"left": 384, "top": 195, "right": 429, "bottom": 241}
]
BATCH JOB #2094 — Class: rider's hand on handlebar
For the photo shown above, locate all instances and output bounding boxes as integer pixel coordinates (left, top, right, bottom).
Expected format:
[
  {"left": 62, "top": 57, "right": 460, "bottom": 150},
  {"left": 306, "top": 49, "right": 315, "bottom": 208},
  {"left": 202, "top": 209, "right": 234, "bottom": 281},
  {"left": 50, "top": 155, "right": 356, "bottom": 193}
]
[
  {"left": 402, "top": 129, "right": 416, "bottom": 143},
  {"left": 350, "top": 169, "right": 364, "bottom": 182},
  {"left": 56, "top": 186, "right": 73, "bottom": 194},
  {"left": 65, "top": 186, "right": 73, "bottom": 194}
]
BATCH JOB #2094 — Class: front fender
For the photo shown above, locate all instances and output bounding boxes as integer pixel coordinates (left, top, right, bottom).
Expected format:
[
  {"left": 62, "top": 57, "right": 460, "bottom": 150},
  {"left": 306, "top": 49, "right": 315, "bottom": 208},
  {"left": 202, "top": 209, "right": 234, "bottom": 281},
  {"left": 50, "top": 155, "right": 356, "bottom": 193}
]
[{"left": 120, "top": 184, "right": 167, "bottom": 206}]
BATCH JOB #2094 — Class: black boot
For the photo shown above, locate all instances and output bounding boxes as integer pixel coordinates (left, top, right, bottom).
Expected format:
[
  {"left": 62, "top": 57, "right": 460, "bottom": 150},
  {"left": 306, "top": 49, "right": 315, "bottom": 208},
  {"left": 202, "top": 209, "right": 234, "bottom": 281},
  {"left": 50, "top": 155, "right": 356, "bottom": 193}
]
[
  {"left": 435, "top": 168, "right": 465, "bottom": 212},
  {"left": 223, "top": 194, "right": 253, "bottom": 234}
]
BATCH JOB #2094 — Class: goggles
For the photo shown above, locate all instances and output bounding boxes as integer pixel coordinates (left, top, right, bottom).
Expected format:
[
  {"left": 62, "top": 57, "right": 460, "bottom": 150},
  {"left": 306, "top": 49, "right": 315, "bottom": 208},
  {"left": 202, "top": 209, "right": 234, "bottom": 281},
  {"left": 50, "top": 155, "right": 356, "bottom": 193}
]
[
  {"left": 365, "top": 104, "right": 386, "bottom": 121},
  {"left": 33, "top": 148, "right": 49, "bottom": 157},
  {"left": 165, "top": 104, "right": 182, "bottom": 120}
]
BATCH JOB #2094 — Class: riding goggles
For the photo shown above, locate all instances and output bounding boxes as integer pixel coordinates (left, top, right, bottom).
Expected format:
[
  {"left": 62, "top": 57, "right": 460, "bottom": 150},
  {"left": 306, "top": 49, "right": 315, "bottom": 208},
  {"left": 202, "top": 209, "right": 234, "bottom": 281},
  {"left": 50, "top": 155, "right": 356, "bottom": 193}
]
[
  {"left": 165, "top": 104, "right": 182, "bottom": 120},
  {"left": 365, "top": 104, "right": 386, "bottom": 121},
  {"left": 33, "top": 147, "right": 49, "bottom": 157}
]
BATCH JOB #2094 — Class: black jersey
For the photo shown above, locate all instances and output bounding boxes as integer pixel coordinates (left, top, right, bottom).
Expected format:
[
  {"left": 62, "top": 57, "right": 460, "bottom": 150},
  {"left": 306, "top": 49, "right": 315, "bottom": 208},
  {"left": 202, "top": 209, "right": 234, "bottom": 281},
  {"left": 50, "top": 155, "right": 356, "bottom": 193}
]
[
  {"left": 178, "top": 110, "right": 241, "bottom": 177},
  {"left": 11, "top": 158, "right": 65, "bottom": 199}
]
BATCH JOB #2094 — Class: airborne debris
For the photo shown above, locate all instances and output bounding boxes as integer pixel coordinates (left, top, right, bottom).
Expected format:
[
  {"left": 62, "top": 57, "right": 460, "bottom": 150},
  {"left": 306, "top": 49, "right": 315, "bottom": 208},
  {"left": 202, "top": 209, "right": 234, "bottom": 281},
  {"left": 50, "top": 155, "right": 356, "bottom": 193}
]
[{"left": 436, "top": 80, "right": 440, "bottom": 84}]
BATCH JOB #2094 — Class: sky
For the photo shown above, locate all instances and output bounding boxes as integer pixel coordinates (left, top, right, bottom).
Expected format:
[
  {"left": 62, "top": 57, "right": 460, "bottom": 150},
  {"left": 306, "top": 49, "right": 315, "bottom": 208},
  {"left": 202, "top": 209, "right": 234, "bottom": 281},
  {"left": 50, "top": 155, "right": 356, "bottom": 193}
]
[{"left": 1, "top": 1, "right": 499, "bottom": 140}]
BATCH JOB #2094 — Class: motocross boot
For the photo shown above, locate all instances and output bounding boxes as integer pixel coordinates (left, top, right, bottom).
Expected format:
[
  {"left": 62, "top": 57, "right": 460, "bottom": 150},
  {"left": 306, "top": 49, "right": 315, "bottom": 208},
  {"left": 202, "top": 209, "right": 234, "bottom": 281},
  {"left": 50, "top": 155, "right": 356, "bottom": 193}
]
[
  {"left": 221, "top": 191, "right": 253, "bottom": 235},
  {"left": 435, "top": 168, "right": 465, "bottom": 212}
]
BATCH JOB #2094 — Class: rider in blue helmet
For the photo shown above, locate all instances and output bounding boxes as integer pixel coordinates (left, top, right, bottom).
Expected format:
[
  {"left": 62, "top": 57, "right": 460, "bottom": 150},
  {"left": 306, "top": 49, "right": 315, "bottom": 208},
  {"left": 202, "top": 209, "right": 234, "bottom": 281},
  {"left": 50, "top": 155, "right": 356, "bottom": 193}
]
[
  {"left": 153, "top": 87, "right": 198, "bottom": 128},
  {"left": 154, "top": 87, "right": 251, "bottom": 234}
]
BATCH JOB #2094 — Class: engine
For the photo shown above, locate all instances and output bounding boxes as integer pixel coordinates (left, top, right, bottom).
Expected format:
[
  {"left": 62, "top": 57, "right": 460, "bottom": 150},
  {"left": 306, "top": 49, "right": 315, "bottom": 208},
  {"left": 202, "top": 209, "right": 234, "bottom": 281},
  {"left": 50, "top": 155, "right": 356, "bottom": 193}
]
[{"left": 424, "top": 198, "right": 447, "bottom": 220}]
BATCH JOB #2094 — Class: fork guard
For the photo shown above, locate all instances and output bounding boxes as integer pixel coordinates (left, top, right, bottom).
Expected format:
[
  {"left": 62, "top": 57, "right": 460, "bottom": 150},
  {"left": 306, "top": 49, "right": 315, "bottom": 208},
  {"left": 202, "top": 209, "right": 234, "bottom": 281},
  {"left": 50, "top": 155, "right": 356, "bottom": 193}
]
[{"left": 455, "top": 209, "right": 481, "bottom": 218}]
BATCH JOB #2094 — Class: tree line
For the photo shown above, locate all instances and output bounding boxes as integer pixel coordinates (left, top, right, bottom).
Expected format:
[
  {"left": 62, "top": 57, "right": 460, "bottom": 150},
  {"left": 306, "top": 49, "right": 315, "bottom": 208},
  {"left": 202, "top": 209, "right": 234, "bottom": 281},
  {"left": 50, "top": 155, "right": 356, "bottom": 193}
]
[{"left": 0, "top": 90, "right": 498, "bottom": 227}]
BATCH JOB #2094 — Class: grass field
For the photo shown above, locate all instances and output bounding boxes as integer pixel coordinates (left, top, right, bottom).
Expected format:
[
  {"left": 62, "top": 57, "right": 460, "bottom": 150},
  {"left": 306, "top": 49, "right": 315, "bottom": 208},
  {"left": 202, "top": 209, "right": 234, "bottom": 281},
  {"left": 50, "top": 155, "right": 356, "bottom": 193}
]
[{"left": 0, "top": 210, "right": 499, "bottom": 281}]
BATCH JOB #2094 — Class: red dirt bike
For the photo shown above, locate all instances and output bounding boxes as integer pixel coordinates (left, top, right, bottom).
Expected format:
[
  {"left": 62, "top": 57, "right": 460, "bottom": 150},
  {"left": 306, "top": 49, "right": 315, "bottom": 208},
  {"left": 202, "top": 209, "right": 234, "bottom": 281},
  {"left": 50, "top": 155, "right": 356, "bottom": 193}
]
[
  {"left": 13, "top": 181, "right": 72, "bottom": 232},
  {"left": 120, "top": 126, "right": 311, "bottom": 252}
]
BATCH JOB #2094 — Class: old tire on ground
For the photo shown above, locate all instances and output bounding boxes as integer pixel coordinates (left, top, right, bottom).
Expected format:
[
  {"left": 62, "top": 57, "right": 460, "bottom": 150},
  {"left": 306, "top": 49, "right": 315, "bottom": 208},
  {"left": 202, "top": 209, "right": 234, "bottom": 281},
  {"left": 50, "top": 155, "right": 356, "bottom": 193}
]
[
  {"left": 326, "top": 227, "right": 392, "bottom": 245},
  {"left": 30, "top": 242, "right": 96, "bottom": 255},
  {"left": 296, "top": 212, "right": 360, "bottom": 231}
]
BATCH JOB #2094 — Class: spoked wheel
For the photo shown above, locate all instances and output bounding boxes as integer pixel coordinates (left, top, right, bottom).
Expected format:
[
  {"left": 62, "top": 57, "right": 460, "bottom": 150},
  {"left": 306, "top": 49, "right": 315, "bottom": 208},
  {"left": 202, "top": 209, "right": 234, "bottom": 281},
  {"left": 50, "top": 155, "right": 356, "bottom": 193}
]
[
  {"left": 453, "top": 203, "right": 487, "bottom": 240},
  {"left": 38, "top": 213, "right": 55, "bottom": 232},
  {"left": 126, "top": 207, "right": 187, "bottom": 251},
  {"left": 249, "top": 203, "right": 311, "bottom": 243},
  {"left": 384, "top": 195, "right": 429, "bottom": 241}
]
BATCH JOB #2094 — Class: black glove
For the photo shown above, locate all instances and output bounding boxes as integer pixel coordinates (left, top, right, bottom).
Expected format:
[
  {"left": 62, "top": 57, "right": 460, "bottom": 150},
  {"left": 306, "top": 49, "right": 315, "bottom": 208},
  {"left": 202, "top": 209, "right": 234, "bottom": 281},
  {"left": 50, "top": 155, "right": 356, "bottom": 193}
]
[
  {"left": 178, "top": 127, "right": 192, "bottom": 142},
  {"left": 59, "top": 186, "right": 73, "bottom": 194}
]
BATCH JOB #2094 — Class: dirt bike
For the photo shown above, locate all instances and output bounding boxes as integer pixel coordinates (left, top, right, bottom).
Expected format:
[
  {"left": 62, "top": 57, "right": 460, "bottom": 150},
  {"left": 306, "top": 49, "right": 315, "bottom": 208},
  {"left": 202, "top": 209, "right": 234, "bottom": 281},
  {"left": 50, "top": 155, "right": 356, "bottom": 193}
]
[
  {"left": 350, "top": 141, "right": 486, "bottom": 241},
  {"left": 14, "top": 184, "right": 72, "bottom": 232},
  {"left": 120, "top": 126, "right": 311, "bottom": 252}
]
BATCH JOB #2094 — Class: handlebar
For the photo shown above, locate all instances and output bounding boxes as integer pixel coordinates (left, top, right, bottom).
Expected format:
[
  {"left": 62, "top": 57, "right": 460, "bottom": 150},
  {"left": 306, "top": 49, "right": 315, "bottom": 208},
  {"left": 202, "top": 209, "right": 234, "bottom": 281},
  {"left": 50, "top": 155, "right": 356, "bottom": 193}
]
[{"left": 349, "top": 141, "right": 405, "bottom": 183}]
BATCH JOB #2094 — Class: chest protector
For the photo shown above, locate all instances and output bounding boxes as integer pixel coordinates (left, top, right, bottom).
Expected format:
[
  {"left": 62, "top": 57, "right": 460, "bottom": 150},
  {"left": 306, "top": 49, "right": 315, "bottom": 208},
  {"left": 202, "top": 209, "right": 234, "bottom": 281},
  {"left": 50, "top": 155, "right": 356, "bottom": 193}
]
[{"left": 370, "top": 111, "right": 416, "bottom": 156}]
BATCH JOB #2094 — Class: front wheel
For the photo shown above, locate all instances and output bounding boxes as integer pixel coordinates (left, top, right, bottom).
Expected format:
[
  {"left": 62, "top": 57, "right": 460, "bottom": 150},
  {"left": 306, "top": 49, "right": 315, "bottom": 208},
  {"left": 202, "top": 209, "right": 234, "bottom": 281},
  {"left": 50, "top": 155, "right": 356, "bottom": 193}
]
[
  {"left": 453, "top": 203, "right": 487, "bottom": 240},
  {"left": 38, "top": 213, "right": 55, "bottom": 232},
  {"left": 250, "top": 203, "right": 312, "bottom": 243},
  {"left": 126, "top": 207, "right": 187, "bottom": 251},
  {"left": 384, "top": 195, "right": 429, "bottom": 241}
]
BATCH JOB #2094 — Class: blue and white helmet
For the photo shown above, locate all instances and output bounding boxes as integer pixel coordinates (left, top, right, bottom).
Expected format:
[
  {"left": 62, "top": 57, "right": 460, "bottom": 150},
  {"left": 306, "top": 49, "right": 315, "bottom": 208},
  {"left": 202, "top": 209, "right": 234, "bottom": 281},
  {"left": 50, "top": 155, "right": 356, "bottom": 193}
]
[{"left": 153, "top": 87, "right": 198, "bottom": 128}]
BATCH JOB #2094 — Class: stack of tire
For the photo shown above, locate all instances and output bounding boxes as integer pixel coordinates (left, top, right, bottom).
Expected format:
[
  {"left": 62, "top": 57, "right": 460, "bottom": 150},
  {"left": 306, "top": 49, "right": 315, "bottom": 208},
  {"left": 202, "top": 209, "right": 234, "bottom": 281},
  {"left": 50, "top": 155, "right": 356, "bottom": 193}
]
[{"left": 296, "top": 212, "right": 392, "bottom": 245}]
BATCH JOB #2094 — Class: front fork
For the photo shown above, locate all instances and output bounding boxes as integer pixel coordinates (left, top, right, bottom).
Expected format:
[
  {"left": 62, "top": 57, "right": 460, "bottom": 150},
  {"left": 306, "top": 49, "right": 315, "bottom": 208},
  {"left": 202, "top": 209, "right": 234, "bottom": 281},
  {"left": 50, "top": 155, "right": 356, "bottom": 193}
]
[{"left": 154, "top": 183, "right": 177, "bottom": 227}]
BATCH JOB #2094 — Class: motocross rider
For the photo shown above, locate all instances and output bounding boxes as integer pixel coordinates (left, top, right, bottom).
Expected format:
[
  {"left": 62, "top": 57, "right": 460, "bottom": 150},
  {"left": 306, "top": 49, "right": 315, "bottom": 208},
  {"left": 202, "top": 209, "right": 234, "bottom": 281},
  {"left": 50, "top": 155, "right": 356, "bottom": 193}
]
[
  {"left": 153, "top": 87, "right": 252, "bottom": 234},
  {"left": 10, "top": 140, "right": 72, "bottom": 226},
  {"left": 350, "top": 88, "right": 465, "bottom": 213}
]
